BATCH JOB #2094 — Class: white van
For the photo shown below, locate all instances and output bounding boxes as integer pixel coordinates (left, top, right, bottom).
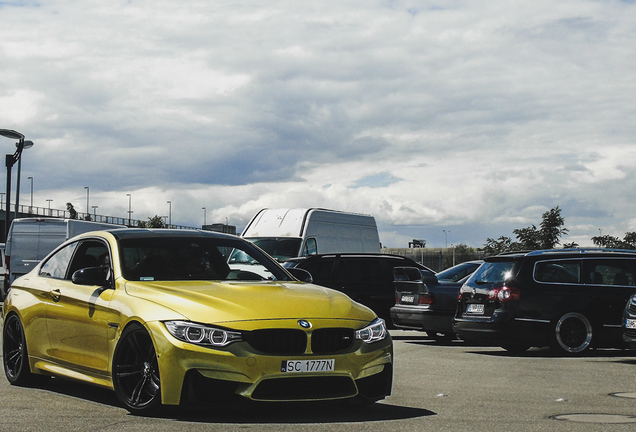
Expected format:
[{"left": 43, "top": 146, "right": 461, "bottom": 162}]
[
  {"left": 2, "top": 218, "right": 125, "bottom": 298},
  {"left": 239, "top": 208, "right": 381, "bottom": 260},
  {"left": 228, "top": 208, "right": 381, "bottom": 279}
]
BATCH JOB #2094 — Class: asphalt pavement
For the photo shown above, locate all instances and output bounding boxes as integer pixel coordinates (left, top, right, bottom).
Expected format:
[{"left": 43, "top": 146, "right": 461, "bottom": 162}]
[{"left": 1, "top": 329, "right": 635, "bottom": 432}]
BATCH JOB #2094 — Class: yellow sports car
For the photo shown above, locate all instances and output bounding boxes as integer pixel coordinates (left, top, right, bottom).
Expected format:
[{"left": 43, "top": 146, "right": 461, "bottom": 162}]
[{"left": 2, "top": 229, "right": 393, "bottom": 414}]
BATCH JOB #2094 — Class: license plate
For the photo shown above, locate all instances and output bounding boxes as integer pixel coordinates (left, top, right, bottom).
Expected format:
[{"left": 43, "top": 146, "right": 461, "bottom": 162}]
[
  {"left": 401, "top": 294, "right": 415, "bottom": 304},
  {"left": 466, "top": 304, "right": 485, "bottom": 314},
  {"left": 626, "top": 319, "right": 636, "bottom": 330},
  {"left": 281, "top": 359, "right": 335, "bottom": 373}
]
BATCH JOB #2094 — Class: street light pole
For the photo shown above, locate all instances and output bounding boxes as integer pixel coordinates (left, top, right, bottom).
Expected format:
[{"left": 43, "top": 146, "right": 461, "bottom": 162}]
[
  {"left": 167, "top": 201, "right": 171, "bottom": 227},
  {"left": 92, "top": 205, "right": 98, "bottom": 221},
  {"left": 127, "top": 194, "right": 132, "bottom": 226},
  {"left": 28, "top": 176, "right": 33, "bottom": 213},
  {"left": 202, "top": 207, "right": 206, "bottom": 227},
  {"left": 84, "top": 186, "right": 89, "bottom": 217},
  {"left": 1, "top": 129, "right": 33, "bottom": 241},
  {"left": 47, "top": 199, "right": 52, "bottom": 216}
]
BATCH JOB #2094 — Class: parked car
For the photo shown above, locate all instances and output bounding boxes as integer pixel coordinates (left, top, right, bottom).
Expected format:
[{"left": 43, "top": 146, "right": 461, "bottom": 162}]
[
  {"left": 283, "top": 253, "right": 435, "bottom": 325},
  {"left": 2, "top": 229, "right": 393, "bottom": 414},
  {"left": 3, "top": 217, "right": 125, "bottom": 299},
  {"left": 623, "top": 292, "right": 636, "bottom": 349},
  {"left": 454, "top": 249, "right": 636, "bottom": 354},
  {"left": 390, "top": 260, "right": 482, "bottom": 341}
]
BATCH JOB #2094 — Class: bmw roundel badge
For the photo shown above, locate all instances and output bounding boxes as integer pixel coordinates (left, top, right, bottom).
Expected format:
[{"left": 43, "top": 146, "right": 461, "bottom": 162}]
[{"left": 298, "top": 320, "right": 312, "bottom": 329}]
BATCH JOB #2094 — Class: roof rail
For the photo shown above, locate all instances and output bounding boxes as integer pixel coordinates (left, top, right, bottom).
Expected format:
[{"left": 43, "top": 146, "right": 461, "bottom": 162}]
[{"left": 526, "top": 248, "right": 636, "bottom": 256}]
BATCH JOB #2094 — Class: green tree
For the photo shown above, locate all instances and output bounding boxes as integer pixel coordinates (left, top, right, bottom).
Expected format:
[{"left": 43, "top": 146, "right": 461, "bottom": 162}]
[
  {"left": 137, "top": 215, "right": 166, "bottom": 228},
  {"left": 591, "top": 232, "right": 636, "bottom": 250},
  {"left": 483, "top": 206, "right": 569, "bottom": 254},
  {"left": 483, "top": 236, "right": 516, "bottom": 255}
]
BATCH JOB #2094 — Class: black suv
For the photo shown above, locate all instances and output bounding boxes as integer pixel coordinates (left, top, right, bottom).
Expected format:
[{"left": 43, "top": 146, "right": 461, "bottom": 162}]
[
  {"left": 454, "top": 249, "right": 636, "bottom": 354},
  {"left": 283, "top": 253, "right": 435, "bottom": 325}
]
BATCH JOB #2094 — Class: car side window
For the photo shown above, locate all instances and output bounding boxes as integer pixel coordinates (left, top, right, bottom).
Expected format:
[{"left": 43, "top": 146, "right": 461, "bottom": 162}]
[
  {"left": 535, "top": 260, "right": 580, "bottom": 283},
  {"left": 67, "top": 240, "right": 111, "bottom": 280},
  {"left": 302, "top": 260, "right": 334, "bottom": 283},
  {"left": 39, "top": 242, "right": 78, "bottom": 279},
  {"left": 335, "top": 259, "right": 384, "bottom": 283},
  {"left": 581, "top": 259, "right": 636, "bottom": 286},
  {"left": 302, "top": 238, "right": 317, "bottom": 256}
]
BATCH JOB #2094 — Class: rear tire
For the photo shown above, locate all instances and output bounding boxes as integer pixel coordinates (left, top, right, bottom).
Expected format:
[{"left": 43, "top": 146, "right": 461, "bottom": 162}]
[
  {"left": 3, "top": 314, "right": 49, "bottom": 386},
  {"left": 550, "top": 312, "right": 593, "bottom": 355}
]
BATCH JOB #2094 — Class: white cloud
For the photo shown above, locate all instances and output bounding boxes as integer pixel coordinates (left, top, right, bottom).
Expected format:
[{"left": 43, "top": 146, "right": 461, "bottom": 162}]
[{"left": 1, "top": 0, "right": 636, "bottom": 248}]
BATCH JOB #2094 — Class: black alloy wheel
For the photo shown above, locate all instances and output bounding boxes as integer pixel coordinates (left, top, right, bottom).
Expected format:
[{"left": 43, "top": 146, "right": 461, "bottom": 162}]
[
  {"left": 3, "top": 314, "right": 48, "bottom": 386},
  {"left": 550, "top": 312, "right": 593, "bottom": 355},
  {"left": 113, "top": 324, "right": 162, "bottom": 415}
]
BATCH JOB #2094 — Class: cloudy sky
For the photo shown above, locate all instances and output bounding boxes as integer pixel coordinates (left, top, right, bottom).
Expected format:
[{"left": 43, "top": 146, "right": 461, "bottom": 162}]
[{"left": 1, "top": 0, "right": 635, "bottom": 248}]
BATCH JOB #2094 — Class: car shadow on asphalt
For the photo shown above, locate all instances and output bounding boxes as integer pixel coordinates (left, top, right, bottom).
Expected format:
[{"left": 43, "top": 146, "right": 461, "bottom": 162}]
[
  {"left": 166, "top": 401, "right": 436, "bottom": 424},
  {"left": 33, "top": 378, "right": 436, "bottom": 423},
  {"left": 465, "top": 347, "right": 636, "bottom": 359}
]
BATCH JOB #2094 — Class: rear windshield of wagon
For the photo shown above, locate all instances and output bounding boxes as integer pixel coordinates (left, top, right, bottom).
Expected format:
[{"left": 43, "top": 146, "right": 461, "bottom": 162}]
[
  {"left": 534, "top": 258, "right": 636, "bottom": 286},
  {"left": 471, "top": 260, "right": 520, "bottom": 284}
]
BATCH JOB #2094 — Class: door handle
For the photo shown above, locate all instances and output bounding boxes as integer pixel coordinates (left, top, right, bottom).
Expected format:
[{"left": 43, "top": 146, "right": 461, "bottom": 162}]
[{"left": 51, "top": 288, "right": 61, "bottom": 302}]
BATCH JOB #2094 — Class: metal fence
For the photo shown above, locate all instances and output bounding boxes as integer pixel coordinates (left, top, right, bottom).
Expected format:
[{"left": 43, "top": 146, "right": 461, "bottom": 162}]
[
  {"left": 2, "top": 202, "right": 196, "bottom": 230},
  {"left": 381, "top": 247, "right": 486, "bottom": 272}
]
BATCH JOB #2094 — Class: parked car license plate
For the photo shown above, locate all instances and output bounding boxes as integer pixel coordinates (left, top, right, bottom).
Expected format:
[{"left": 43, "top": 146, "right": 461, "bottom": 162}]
[
  {"left": 466, "top": 304, "right": 485, "bottom": 314},
  {"left": 626, "top": 319, "right": 636, "bottom": 329},
  {"left": 400, "top": 294, "right": 416, "bottom": 304},
  {"left": 281, "top": 359, "right": 335, "bottom": 373}
]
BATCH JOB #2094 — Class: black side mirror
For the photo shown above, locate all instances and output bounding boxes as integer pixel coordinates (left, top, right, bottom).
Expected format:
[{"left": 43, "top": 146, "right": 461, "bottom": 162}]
[
  {"left": 72, "top": 266, "right": 111, "bottom": 288},
  {"left": 288, "top": 267, "right": 313, "bottom": 283}
]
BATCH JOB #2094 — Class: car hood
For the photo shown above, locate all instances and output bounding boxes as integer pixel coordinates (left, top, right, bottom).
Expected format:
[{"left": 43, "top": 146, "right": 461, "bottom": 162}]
[{"left": 123, "top": 279, "right": 375, "bottom": 327}]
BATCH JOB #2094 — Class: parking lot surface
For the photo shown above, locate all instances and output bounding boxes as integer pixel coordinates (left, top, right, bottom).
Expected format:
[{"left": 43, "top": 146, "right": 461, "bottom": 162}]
[{"left": 1, "top": 329, "right": 635, "bottom": 432}]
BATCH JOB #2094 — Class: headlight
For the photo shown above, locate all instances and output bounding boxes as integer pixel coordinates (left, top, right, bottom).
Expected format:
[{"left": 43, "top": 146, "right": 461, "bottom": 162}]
[
  {"left": 164, "top": 321, "right": 242, "bottom": 347},
  {"left": 355, "top": 318, "right": 388, "bottom": 344}
]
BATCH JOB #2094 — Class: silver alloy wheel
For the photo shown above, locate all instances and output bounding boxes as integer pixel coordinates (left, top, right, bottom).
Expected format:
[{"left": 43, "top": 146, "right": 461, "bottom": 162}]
[{"left": 554, "top": 312, "right": 593, "bottom": 354}]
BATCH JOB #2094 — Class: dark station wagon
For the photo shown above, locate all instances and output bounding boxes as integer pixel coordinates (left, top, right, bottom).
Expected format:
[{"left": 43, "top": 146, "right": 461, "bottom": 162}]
[
  {"left": 284, "top": 253, "right": 435, "bottom": 326},
  {"left": 454, "top": 249, "right": 636, "bottom": 354}
]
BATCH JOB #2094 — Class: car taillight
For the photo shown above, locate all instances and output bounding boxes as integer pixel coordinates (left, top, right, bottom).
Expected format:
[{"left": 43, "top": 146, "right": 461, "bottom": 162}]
[
  {"left": 418, "top": 293, "right": 434, "bottom": 305},
  {"left": 487, "top": 286, "right": 520, "bottom": 303}
]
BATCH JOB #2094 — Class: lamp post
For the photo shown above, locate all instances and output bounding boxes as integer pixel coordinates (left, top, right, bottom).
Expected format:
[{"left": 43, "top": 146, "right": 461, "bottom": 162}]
[
  {"left": 126, "top": 194, "right": 132, "bottom": 226},
  {"left": 443, "top": 229, "right": 450, "bottom": 249},
  {"left": 202, "top": 207, "right": 206, "bottom": 227},
  {"left": 92, "top": 205, "right": 98, "bottom": 221},
  {"left": 167, "top": 201, "right": 171, "bottom": 227},
  {"left": 1, "top": 129, "right": 33, "bottom": 240},
  {"left": 47, "top": 199, "right": 53, "bottom": 216},
  {"left": 28, "top": 176, "right": 33, "bottom": 213},
  {"left": 84, "top": 186, "right": 89, "bottom": 217}
]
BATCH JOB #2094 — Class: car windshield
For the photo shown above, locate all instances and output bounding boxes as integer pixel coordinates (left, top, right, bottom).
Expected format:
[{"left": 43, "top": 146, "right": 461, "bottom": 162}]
[
  {"left": 118, "top": 236, "right": 291, "bottom": 282},
  {"left": 236, "top": 237, "right": 302, "bottom": 262},
  {"left": 471, "top": 260, "right": 517, "bottom": 284}
]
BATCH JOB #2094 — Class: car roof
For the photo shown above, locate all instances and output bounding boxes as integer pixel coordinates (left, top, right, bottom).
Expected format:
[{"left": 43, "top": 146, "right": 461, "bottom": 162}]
[
  {"left": 286, "top": 253, "right": 418, "bottom": 261},
  {"left": 487, "top": 248, "right": 636, "bottom": 261},
  {"left": 105, "top": 228, "right": 239, "bottom": 241}
]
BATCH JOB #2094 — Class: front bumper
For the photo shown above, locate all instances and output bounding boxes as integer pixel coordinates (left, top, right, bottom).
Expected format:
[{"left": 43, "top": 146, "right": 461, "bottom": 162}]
[{"left": 146, "top": 321, "right": 393, "bottom": 405}]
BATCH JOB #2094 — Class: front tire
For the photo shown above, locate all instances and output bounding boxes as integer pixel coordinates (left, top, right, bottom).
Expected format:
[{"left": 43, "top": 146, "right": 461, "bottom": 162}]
[
  {"left": 550, "top": 312, "right": 593, "bottom": 355},
  {"left": 113, "top": 323, "right": 162, "bottom": 415},
  {"left": 3, "top": 314, "right": 49, "bottom": 386}
]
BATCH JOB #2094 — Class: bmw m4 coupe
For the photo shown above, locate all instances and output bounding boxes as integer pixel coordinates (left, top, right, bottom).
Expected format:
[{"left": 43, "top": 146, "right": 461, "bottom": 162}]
[{"left": 2, "top": 229, "right": 392, "bottom": 414}]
